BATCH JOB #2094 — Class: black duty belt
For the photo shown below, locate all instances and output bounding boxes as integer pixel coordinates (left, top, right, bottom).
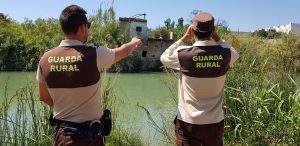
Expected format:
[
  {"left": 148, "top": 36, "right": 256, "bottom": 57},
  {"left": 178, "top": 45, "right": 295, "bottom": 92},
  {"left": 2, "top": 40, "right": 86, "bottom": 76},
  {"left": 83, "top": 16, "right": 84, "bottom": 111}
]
[
  {"left": 49, "top": 114, "right": 103, "bottom": 139},
  {"left": 50, "top": 117, "right": 101, "bottom": 128}
]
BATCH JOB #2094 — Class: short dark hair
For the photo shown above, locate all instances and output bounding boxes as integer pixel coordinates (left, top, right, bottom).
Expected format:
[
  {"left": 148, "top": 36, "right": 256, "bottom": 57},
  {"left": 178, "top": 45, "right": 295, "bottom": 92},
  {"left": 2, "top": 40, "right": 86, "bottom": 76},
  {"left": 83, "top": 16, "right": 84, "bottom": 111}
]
[{"left": 59, "top": 5, "right": 88, "bottom": 35}]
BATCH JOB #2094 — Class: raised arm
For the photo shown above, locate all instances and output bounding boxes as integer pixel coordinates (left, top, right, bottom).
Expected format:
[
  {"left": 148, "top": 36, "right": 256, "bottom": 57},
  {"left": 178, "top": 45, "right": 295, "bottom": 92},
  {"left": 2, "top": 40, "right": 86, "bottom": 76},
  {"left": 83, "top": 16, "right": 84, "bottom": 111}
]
[
  {"left": 113, "top": 37, "right": 142, "bottom": 63},
  {"left": 160, "top": 26, "right": 194, "bottom": 69}
]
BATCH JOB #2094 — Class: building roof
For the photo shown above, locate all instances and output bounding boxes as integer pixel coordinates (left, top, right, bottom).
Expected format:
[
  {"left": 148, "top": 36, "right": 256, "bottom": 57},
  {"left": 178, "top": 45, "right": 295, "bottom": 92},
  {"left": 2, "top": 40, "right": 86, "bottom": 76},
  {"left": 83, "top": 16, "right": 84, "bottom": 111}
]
[
  {"left": 119, "top": 17, "right": 147, "bottom": 23},
  {"left": 148, "top": 38, "right": 174, "bottom": 42}
]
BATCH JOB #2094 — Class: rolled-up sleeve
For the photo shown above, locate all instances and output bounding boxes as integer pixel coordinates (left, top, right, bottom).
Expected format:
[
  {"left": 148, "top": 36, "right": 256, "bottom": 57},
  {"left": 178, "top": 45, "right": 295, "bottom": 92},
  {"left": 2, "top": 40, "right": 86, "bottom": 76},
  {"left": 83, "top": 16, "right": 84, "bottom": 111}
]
[
  {"left": 96, "top": 46, "right": 115, "bottom": 70},
  {"left": 160, "top": 40, "right": 184, "bottom": 69}
]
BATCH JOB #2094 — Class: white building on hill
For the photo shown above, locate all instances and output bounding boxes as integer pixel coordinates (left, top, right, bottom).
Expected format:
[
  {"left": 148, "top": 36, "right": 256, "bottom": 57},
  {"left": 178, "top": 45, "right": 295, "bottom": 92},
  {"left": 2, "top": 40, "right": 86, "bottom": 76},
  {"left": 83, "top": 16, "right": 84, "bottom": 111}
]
[{"left": 266, "top": 23, "right": 300, "bottom": 34}]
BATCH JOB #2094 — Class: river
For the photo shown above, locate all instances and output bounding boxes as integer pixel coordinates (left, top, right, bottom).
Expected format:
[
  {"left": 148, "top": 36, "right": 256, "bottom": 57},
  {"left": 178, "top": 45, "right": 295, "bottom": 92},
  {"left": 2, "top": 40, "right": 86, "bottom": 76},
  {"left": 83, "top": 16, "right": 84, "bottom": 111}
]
[{"left": 0, "top": 72, "right": 177, "bottom": 146}]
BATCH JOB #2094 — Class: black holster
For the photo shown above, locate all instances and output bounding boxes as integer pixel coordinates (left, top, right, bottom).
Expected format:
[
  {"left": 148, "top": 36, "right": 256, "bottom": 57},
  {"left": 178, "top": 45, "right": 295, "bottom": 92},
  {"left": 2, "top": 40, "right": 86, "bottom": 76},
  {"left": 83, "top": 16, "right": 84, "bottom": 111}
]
[{"left": 100, "top": 109, "right": 112, "bottom": 136}]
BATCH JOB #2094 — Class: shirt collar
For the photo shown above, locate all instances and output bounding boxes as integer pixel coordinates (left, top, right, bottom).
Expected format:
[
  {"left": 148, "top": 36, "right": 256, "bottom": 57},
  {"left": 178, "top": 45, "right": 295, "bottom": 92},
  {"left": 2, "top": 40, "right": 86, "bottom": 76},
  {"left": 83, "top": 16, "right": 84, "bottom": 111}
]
[
  {"left": 59, "top": 40, "right": 84, "bottom": 47},
  {"left": 192, "top": 40, "right": 218, "bottom": 47}
]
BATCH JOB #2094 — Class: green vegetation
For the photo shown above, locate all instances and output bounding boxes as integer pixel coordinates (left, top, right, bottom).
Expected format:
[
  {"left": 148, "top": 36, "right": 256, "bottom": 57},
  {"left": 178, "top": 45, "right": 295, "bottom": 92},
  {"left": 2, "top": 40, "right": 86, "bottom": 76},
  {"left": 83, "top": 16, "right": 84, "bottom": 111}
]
[
  {"left": 148, "top": 15, "right": 230, "bottom": 47},
  {"left": 0, "top": 74, "right": 144, "bottom": 146},
  {"left": 223, "top": 34, "right": 300, "bottom": 145},
  {"left": 1, "top": 6, "right": 300, "bottom": 145},
  {"left": 252, "top": 29, "right": 283, "bottom": 39},
  {"left": 0, "top": 7, "right": 135, "bottom": 72},
  {"left": 0, "top": 80, "right": 52, "bottom": 145},
  {"left": 0, "top": 8, "right": 230, "bottom": 72},
  {"left": 142, "top": 34, "right": 300, "bottom": 145}
]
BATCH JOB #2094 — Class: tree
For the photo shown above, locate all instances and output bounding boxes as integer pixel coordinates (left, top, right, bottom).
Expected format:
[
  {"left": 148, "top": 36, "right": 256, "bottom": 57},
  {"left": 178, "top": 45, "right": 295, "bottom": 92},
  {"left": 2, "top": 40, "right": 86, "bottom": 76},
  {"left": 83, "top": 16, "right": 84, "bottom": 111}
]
[
  {"left": 89, "top": 6, "right": 103, "bottom": 25},
  {"left": 177, "top": 17, "right": 184, "bottom": 28},
  {"left": 266, "top": 29, "right": 282, "bottom": 39},
  {"left": 164, "top": 18, "right": 175, "bottom": 30},
  {"left": 216, "top": 19, "right": 230, "bottom": 36},
  {"left": 252, "top": 29, "right": 282, "bottom": 39},
  {"left": 0, "top": 13, "right": 11, "bottom": 23}
]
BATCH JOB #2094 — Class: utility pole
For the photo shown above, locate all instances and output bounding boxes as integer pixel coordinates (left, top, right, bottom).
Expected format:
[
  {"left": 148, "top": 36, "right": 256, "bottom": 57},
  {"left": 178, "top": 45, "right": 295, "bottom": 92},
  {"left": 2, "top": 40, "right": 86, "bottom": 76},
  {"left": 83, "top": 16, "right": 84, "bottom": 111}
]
[{"left": 132, "top": 13, "right": 147, "bottom": 19}]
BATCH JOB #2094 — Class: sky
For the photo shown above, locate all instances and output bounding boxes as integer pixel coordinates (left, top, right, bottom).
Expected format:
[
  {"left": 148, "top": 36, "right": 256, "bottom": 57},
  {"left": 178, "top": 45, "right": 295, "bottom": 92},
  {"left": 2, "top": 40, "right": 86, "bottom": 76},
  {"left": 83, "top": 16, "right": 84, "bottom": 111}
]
[{"left": 0, "top": 0, "right": 300, "bottom": 31}]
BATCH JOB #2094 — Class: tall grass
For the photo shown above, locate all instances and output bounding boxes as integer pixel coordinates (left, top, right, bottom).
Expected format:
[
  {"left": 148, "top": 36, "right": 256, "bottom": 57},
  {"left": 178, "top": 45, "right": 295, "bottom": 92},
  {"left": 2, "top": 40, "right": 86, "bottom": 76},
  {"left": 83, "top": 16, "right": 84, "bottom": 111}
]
[
  {"left": 0, "top": 81, "right": 52, "bottom": 145},
  {"left": 222, "top": 34, "right": 300, "bottom": 145},
  {"left": 141, "top": 34, "right": 300, "bottom": 145},
  {"left": 224, "top": 66, "right": 300, "bottom": 145},
  {"left": 0, "top": 73, "right": 145, "bottom": 146},
  {"left": 101, "top": 73, "right": 145, "bottom": 146}
]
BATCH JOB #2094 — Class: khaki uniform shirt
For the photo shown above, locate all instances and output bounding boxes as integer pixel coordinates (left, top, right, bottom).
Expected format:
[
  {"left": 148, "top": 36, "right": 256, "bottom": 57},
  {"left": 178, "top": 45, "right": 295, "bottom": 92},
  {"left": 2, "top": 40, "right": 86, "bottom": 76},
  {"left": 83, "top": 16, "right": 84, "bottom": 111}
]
[
  {"left": 37, "top": 40, "right": 115, "bottom": 122},
  {"left": 160, "top": 39, "right": 239, "bottom": 124}
]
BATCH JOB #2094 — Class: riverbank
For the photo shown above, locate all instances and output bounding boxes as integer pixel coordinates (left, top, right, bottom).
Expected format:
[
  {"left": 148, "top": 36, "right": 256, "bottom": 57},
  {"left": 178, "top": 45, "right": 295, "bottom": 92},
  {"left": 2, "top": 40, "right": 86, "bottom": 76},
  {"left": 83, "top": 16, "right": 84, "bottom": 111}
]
[
  {"left": 1, "top": 33, "right": 300, "bottom": 145},
  {"left": 0, "top": 72, "right": 175, "bottom": 146}
]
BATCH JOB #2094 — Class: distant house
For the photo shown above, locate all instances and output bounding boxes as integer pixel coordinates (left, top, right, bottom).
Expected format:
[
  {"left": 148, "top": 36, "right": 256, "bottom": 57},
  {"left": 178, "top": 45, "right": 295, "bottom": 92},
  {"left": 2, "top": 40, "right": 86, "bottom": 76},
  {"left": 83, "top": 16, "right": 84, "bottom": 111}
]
[
  {"left": 119, "top": 17, "right": 148, "bottom": 42},
  {"left": 119, "top": 17, "right": 175, "bottom": 71},
  {"left": 265, "top": 23, "right": 300, "bottom": 34}
]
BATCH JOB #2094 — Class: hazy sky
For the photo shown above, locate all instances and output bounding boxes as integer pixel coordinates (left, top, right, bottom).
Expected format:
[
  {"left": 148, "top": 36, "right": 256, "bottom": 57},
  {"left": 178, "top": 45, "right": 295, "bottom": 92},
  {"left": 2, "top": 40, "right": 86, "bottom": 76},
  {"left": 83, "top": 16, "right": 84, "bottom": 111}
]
[{"left": 1, "top": 0, "right": 299, "bottom": 31}]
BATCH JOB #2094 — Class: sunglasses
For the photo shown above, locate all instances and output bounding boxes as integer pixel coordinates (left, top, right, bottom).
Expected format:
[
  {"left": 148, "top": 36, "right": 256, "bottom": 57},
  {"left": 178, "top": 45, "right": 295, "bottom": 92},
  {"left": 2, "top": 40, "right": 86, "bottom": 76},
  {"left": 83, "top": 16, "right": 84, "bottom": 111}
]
[{"left": 86, "top": 22, "right": 91, "bottom": 29}]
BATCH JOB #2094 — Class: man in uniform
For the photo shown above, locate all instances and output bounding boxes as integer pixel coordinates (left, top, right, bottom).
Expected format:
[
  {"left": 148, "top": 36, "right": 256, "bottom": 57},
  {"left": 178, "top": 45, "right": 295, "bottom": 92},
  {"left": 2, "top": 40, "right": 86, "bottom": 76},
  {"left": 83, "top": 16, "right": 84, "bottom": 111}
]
[
  {"left": 160, "top": 12, "right": 239, "bottom": 146},
  {"left": 37, "top": 5, "right": 142, "bottom": 146}
]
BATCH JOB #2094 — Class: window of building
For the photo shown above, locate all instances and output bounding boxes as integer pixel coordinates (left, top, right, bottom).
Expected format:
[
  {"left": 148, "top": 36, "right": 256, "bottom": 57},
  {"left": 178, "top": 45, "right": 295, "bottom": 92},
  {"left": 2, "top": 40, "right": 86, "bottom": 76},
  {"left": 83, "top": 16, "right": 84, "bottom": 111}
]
[
  {"left": 136, "top": 26, "right": 142, "bottom": 32},
  {"left": 142, "top": 51, "right": 147, "bottom": 57}
]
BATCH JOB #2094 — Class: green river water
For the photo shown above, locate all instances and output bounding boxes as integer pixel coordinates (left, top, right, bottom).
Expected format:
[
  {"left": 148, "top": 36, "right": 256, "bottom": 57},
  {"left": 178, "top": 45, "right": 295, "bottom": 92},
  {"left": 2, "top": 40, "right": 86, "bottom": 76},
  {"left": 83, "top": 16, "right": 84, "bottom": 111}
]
[{"left": 0, "top": 72, "right": 177, "bottom": 145}]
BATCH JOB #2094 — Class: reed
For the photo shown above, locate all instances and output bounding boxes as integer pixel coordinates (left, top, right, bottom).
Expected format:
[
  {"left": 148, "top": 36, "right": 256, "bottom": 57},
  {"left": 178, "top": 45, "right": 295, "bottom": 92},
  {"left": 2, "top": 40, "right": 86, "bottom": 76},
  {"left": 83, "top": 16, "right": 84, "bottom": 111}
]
[
  {"left": 141, "top": 34, "right": 300, "bottom": 145},
  {"left": 0, "top": 74, "right": 144, "bottom": 146}
]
